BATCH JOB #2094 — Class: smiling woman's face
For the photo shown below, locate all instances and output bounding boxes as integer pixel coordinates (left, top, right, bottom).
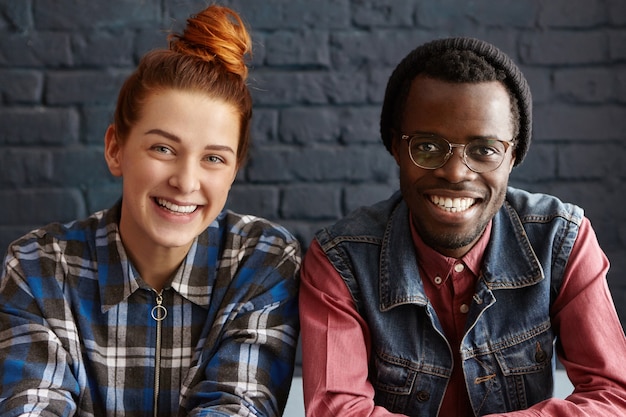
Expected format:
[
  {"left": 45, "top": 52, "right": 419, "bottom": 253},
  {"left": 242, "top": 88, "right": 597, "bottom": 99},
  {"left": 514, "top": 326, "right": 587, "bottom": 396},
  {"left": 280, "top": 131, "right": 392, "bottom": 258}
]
[
  {"left": 105, "top": 88, "right": 240, "bottom": 262},
  {"left": 392, "top": 75, "right": 516, "bottom": 258}
]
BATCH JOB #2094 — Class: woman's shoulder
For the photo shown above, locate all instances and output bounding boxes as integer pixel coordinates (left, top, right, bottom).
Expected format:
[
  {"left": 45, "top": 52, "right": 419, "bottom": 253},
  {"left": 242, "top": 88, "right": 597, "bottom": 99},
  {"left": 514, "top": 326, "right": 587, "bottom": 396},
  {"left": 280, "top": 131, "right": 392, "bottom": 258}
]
[
  {"left": 217, "top": 210, "right": 297, "bottom": 243},
  {"left": 7, "top": 208, "right": 111, "bottom": 259}
]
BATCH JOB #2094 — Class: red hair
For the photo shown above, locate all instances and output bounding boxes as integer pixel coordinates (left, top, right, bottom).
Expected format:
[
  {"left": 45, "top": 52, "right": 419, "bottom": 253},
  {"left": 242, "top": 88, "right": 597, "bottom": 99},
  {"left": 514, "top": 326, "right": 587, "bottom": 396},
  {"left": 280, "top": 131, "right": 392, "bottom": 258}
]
[{"left": 113, "top": 5, "right": 252, "bottom": 166}]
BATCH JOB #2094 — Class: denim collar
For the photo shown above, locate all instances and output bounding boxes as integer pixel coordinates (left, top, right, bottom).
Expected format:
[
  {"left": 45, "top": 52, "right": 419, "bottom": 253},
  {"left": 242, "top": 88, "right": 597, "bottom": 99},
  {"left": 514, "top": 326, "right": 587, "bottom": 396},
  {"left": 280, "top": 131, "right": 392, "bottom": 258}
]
[{"left": 378, "top": 199, "right": 543, "bottom": 311}]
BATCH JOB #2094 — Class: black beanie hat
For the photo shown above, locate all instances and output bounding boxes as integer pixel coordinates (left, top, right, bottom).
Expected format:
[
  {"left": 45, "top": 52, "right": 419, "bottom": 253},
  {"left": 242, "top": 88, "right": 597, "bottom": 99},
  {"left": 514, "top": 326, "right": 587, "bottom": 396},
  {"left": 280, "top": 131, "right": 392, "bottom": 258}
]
[{"left": 380, "top": 37, "right": 532, "bottom": 166}]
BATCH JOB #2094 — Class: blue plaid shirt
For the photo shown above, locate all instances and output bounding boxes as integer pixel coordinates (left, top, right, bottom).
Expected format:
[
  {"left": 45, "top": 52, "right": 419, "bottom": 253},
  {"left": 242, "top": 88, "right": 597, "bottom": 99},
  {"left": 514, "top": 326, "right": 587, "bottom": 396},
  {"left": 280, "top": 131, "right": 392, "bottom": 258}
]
[{"left": 0, "top": 203, "right": 301, "bottom": 417}]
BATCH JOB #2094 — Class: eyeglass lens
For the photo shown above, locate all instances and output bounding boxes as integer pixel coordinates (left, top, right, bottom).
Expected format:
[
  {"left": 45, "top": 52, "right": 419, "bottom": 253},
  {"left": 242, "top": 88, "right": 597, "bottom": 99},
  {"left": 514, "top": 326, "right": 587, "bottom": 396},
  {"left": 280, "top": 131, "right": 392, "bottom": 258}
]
[{"left": 408, "top": 135, "right": 508, "bottom": 173}]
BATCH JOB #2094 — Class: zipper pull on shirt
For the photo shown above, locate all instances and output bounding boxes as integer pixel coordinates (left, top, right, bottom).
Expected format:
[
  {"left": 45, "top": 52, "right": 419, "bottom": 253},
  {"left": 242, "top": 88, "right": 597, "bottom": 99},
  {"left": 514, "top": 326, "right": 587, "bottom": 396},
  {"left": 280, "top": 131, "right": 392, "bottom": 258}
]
[{"left": 151, "top": 290, "right": 167, "bottom": 321}]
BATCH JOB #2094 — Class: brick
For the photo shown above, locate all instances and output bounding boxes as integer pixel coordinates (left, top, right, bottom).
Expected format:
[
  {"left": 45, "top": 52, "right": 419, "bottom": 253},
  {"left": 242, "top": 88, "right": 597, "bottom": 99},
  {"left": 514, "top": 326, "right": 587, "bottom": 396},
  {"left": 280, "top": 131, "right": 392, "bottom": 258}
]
[
  {"left": 51, "top": 147, "right": 113, "bottom": 187},
  {"left": 521, "top": 66, "right": 552, "bottom": 104},
  {"left": 281, "top": 184, "right": 341, "bottom": 220},
  {"left": 520, "top": 31, "right": 607, "bottom": 65},
  {"left": 135, "top": 28, "right": 169, "bottom": 61},
  {"left": 553, "top": 68, "right": 615, "bottom": 103},
  {"left": 608, "top": 0, "right": 626, "bottom": 25},
  {"left": 249, "top": 31, "right": 266, "bottom": 68},
  {"left": 533, "top": 104, "right": 626, "bottom": 141},
  {"left": 351, "top": 0, "right": 415, "bottom": 27},
  {"left": 282, "top": 0, "right": 349, "bottom": 29},
  {"left": 617, "top": 71, "right": 626, "bottom": 103},
  {"left": 468, "top": 0, "right": 539, "bottom": 28},
  {"left": 0, "top": 0, "right": 33, "bottom": 30},
  {"left": 0, "top": 148, "right": 53, "bottom": 186},
  {"left": 46, "top": 69, "right": 130, "bottom": 105},
  {"left": 558, "top": 143, "right": 625, "bottom": 180},
  {"left": 609, "top": 30, "right": 626, "bottom": 61},
  {"left": 331, "top": 30, "right": 432, "bottom": 69},
  {"left": 250, "top": 71, "right": 299, "bottom": 105},
  {"left": 0, "top": 32, "right": 71, "bottom": 67},
  {"left": 279, "top": 106, "right": 381, "bottom": 145},
  {"left": 1, "top": 226, "right": 39, "bottom": 256},
  {"left": 279, "top": 107, "right": 341, "bottom": 144},
  {"left": 277, "top": 219, "right": 326, "bottom": 249},
  {"left": 510, "top": 143, "right": 558, "bottom": 183},
  {"left": 0, "top": 188, "right": 86, "bottom": 225},
  {"left": 250, "top": 109, "right": 278, "bottom": 144},
  {"left": 265, "top": 30, "right": 330, "bottom": 67},
  {"left": 344, "top": 183, "right": 397, "bottom": 213},
  {"left": 339, "top": 106, "right": 383, "bottom": 144},
  {"left": 222, "top": 0, "right": 350, "bottom": 30},
  {"left": 72, "top": 30, "right": 135, "bottom": 67},
  {"left": 247, "top": 146, "right": 397, "bottom": 183},
  {"left": 226, "top": 185, "right": 280, "bottom": 219},
  {"left": 85, "top": 183, "right": 122, "bottom": 213},
  {"left": 295, "top": 71, "right": 367, "bottom": 104},
  {"left": 538, "top": 0, "right": 607, "bottom": 28},
  {"left": 251, "top": 70, "right": 367, "bottom": 105},
  {"left": 0, "top": 107, "right": 79, "bottom": 145},
  {"left": 164, "top": 0, "right": 210, "bottom": 28},
  {"left": 367, "top": 66, "right": 394, "bottom": 103},
  {"left": 415, "top": 0, "right": 473, "bottom": 29},
  {"left": 33, "top": 0, "right": 160, "bottom": 30},
  {"left": 83, "top": 105, "right": 114, "bottom": 145},
  {"left": 540, "top": 181, "right": 625, "bottom": 249},
  {"left": 0, "top": 70, "right": 43, "bottom": 103}
]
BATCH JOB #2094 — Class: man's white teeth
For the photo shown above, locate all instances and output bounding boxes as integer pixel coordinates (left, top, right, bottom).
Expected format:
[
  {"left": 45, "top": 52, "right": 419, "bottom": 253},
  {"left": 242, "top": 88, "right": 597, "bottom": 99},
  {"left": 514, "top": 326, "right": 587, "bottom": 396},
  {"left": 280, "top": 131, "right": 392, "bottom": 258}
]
[
  {"left": 156, "top": 198, "right": 197, "bottom": 214},
  {"left": 431, "top": 195, "right": 475, "bottom": 212}
]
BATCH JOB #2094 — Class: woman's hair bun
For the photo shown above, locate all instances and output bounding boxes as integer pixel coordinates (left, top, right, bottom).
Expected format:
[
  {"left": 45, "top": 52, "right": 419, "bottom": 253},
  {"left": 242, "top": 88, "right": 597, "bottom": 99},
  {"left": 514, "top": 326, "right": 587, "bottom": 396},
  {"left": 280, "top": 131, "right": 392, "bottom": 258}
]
[{"left": 168, "top": 5, "right": 252, "bottom": 81}]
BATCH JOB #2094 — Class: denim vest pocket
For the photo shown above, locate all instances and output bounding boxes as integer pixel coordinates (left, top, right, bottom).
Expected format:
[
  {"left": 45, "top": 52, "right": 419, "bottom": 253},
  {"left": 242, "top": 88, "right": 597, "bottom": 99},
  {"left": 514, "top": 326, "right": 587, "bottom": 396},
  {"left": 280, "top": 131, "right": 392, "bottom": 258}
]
[
  {"left": 371, "top": 350, "right": 417, "bottom": 413},
  {"left": 491, "top": 323, "right": 554, "bottom": 410}
]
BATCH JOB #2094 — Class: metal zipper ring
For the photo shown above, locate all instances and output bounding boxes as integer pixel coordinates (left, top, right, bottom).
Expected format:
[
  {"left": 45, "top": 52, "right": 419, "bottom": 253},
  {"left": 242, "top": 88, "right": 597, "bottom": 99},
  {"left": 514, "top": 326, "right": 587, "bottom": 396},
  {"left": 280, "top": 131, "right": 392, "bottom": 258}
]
[{"left": 151, "top": 304, "right": 168, "bottom": 321}]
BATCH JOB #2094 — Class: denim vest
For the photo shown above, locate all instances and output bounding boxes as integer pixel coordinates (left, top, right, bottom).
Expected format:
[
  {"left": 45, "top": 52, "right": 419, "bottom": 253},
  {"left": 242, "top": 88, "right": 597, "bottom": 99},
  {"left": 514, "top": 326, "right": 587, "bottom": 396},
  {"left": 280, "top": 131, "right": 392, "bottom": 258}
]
[{"left": 315, "top": 187, "right": 583, "bottom": 416}]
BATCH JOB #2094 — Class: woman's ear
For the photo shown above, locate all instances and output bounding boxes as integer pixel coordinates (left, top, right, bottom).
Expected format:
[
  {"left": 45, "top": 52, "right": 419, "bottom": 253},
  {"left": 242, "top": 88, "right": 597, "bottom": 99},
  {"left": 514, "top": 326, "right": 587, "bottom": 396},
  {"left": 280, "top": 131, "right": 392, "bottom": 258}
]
[{"left": 104, "top": 125, "right": 123, "bottom": 177}]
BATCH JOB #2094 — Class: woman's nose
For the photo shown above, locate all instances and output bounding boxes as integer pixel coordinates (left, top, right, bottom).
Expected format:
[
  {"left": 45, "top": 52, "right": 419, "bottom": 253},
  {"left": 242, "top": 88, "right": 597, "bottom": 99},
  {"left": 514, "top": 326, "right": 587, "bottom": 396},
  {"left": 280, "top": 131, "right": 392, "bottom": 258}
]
[{"left": 168, "top": 160, "right": 201, "bottom": 193}]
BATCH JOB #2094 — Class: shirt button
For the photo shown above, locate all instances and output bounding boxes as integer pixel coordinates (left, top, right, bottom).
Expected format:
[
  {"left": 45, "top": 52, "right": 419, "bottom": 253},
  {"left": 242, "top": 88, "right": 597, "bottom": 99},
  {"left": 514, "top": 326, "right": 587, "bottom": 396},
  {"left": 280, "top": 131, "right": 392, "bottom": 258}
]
[
  {"left": 454, "top": 263, "right": 464, "bottom": 273},
  {"left": 434, "top": 276, "right": 443, "bottom": 285},
  {"left": 459, "top": 304, "right": 469, "bottom": 314}
]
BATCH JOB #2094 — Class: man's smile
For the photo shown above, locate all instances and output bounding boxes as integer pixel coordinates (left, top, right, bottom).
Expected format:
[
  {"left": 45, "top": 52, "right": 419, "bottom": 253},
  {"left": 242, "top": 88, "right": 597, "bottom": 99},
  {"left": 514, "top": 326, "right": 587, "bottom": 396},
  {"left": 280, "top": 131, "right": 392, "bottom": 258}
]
[{"left": 429, "top": 195, "right": 476, "bottom": 213}]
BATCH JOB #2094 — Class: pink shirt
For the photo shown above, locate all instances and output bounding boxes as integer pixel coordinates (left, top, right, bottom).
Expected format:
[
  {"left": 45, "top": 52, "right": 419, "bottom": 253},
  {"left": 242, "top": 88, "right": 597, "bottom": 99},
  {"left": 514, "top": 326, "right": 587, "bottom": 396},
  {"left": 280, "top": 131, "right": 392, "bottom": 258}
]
[{"left": 299, "top": 216, "right": 626, "bottom": 416}]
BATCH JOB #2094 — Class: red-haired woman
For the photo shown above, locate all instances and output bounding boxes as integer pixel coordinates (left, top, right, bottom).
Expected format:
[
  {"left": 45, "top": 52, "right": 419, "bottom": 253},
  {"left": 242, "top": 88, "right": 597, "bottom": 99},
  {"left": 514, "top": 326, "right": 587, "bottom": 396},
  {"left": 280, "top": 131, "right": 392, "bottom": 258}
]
[{"left": 0, "top": 5, "right": 300, "bottom": 417}]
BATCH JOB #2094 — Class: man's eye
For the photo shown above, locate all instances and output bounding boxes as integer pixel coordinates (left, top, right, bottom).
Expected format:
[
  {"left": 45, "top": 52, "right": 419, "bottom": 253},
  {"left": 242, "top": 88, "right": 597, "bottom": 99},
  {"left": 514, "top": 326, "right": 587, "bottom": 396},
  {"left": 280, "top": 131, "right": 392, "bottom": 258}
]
[
  {"left": 468, "top": 141, "right": 504, "bottom": 158},
  {"left": 473, "top": 146, "right": 497, "bottom": 156},
  {"left": 415, "top": 142, "right": 443, "bottom": 153}
]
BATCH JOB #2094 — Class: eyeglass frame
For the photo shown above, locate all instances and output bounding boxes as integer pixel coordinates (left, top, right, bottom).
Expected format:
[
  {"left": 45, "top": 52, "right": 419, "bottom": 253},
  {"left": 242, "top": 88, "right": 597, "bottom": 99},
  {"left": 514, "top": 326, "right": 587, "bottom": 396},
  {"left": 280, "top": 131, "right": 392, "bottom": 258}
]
[{"left": 399, "top": 132, "right": 516, "bottom": 173}]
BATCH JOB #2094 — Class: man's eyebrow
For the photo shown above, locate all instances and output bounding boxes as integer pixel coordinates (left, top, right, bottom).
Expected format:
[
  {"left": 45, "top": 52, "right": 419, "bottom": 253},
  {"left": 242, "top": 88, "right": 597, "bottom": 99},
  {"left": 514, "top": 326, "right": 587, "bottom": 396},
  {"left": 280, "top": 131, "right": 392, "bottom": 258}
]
[{"left": 145, "top": 129, "right": 236, "bottom": 153}]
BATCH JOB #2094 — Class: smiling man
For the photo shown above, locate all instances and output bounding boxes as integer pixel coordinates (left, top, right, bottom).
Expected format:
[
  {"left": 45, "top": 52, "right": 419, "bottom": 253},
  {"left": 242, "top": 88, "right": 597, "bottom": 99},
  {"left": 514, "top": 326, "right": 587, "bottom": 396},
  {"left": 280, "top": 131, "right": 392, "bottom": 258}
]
[{"left": 299, "top": 37, "right": 626, "bottom": 417}]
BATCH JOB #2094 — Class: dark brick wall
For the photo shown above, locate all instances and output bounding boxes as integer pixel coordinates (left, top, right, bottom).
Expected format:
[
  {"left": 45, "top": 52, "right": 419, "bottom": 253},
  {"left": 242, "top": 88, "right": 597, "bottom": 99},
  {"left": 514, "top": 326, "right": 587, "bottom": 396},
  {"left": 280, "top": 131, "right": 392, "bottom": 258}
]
[{"left": 1, "top": 0, "right": 625, "bottom": 330}]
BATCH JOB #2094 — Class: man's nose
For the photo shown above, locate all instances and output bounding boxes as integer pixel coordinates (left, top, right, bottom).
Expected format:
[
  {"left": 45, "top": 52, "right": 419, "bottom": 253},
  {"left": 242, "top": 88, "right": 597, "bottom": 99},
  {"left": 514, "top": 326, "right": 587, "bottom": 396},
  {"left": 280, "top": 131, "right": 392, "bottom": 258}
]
[{"left": 434, "top": 146, "right": 474, "bottom": 182}]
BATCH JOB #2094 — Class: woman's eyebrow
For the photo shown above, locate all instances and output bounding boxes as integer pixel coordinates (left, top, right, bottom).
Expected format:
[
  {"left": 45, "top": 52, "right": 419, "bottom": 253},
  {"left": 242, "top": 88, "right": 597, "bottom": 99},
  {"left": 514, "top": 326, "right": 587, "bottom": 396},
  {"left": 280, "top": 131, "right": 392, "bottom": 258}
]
[{"left": 145, "top": 128, "right": 235, "bottom": 154}]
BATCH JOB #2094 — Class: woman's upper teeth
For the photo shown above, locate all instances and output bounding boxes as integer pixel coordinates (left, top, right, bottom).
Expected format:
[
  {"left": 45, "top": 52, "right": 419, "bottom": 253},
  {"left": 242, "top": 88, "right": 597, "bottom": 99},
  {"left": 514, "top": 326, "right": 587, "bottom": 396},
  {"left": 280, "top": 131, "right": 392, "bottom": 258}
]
[
  {"left": 431, "top": 195, "right": 475, "bottom": 212},
  {"left": 157, "top": 198, "right": 197, "bottom": 214}
]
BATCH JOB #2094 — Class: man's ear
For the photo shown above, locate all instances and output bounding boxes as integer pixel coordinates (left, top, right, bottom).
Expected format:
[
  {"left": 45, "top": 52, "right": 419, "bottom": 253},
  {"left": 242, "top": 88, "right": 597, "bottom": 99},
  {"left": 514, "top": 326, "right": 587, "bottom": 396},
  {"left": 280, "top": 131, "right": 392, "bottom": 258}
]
[
  {"left": 104, "top": 125, "right": 123, "bottom": 177},
  {"left": 390, "top": 133, "right": 402, "bottom": 165}
]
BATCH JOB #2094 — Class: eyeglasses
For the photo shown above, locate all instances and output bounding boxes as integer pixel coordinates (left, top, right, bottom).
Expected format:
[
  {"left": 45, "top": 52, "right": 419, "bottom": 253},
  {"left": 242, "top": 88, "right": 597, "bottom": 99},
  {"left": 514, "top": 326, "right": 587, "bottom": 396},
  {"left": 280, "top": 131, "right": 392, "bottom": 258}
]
[{"left": 400, "top": 133, "right": 515, "bottom": 173}]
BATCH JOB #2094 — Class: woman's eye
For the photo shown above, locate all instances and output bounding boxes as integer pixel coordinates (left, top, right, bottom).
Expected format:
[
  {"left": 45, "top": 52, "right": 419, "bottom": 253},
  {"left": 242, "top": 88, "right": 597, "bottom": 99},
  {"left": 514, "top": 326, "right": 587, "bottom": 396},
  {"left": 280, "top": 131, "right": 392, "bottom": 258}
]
[
  {"left": 205, "top": 155, "right": 225, "bottom": 164},
  {"left": 152, "top": 145, "right": 172, "bottom": 154}
]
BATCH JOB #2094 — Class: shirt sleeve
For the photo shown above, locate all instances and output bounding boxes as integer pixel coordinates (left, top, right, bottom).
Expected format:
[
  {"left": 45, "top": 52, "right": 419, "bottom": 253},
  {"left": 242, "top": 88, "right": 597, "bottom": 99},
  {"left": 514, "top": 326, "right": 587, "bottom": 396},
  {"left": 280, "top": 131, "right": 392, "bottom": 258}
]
[
  {"left": 184, "top": 232, "right": 301, "bottom": 417},
  {"left": 299, "top": 239, "right": 407, "bottom": 417},
  {"left": 0, "top": 245, "right": 80, "bottom": 416},
  {"left": 485, "top": 217, "right": 626, "bottom": 416}
]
